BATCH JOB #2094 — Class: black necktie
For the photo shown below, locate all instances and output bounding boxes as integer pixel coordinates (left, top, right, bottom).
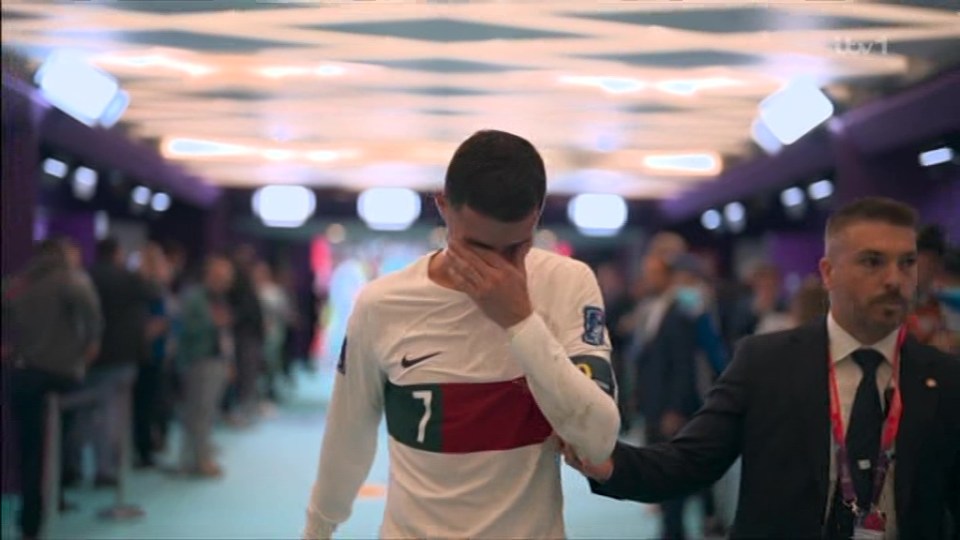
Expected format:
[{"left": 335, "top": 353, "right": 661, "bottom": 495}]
[{"left": 829, "top": 348, "right": 885, "bottom": 538}]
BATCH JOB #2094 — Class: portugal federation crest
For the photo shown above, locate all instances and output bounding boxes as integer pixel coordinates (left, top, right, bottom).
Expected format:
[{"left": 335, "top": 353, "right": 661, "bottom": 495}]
[{"left": 582, "top": 306, "right": 606, "bottom": 346}]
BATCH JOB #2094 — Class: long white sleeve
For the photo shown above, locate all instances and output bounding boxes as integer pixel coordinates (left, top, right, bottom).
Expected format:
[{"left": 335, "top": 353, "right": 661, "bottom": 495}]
[
  {"left": 303, "top": 298, "right": 384, "bottom": 540},
  {"left": 506, "top": 264, "right": 620, "bottom": 465}
]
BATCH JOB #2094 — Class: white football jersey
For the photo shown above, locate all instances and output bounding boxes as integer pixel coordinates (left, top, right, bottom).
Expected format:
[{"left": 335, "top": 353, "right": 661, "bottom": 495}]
[{"left": 305, "top": 248, "right": 619, "bottom": 539}]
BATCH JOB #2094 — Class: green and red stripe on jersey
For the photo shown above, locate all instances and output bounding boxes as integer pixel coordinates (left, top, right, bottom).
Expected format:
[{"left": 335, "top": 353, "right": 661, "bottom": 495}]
[{"left": 384, "top": 377, "right": 553, "bottom": 453}]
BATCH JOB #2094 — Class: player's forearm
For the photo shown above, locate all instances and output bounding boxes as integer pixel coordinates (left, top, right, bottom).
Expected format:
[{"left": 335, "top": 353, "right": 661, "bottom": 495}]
[
  {"left": 507, "top": 313, "right": 619, "bottom": 464},
  {"left": 304, "top": 384, "right": 380, "bottom": 538}
]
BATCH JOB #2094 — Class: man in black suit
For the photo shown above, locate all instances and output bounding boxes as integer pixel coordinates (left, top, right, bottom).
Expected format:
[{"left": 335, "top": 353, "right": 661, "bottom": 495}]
[{"left": 564, "top": 197, "right": 960, "bottom": 539}]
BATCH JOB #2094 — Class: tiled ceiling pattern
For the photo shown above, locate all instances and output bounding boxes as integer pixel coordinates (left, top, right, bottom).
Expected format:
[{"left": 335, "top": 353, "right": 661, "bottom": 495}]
[{"left": 2, "top": 0, "right": 958, "bottom": 199}]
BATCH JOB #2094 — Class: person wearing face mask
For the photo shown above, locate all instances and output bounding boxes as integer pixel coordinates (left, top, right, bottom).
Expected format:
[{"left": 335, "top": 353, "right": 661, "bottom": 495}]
[
  {"left": 671, "top": 254, "right": 729, "bottom": 378},
  {"left": 621, "top": 253, "right": 702, "bottom": 540}
]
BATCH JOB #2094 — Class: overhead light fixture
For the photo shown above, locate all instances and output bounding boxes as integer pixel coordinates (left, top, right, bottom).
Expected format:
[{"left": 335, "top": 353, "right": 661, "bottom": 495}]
[
  {"left": 72, "top": 166, "right": 98, "bottom": 201},
  {"left": 93, "top": 53, "right": 215, "bottom": 77},
  {"left": 655, "top": 77, "right": 740, "bottom": 96},
  {"left": 99, "top": 90, "right": 130, "bottom": 129},
  {"left": 253, "top": 185, "right": 316, "bottom": 228},
  {"left": 758, "top": 76, "right": 834, "bottom": 145},
  {"left": 701, "top": 209, "right": 722, "bottom": 231},
  {"left": 164, "top": 138, "right": 253, "bottom": 158},
  {"left": 307, "top": 150, "right": 340, "bottom": 163},
  {"left": 263, "top": 149, "right": 295, "bottom": 161},
  {"left": 35, "top": 49, "right": 124, "bottom": 128},
  {"left": 919, "top": 147, "right": 954, "bottom": 167},
  {"left": 94, "top": 211, "right": 110, "bottom": 240},
  {"left": 780, "top": 186, "right": 805, "bottom": 208},
  {"left": 150, "top": 192, "right": 171, "bottom": 212},
  {"left": 131, "top": 185, "right": 152, "bottom": 206},
  {"left": 724, "top": 202, "right": 747, "bottom": 233},
  {"left": 255, "top": 64, "right": 345, "bottom": 79},
  {"left": 357, "top": 188, "right": 421, "bottom": 231},
  {"left": 559, "top": 75, "right": 645, "bottom": 94},
  {"left": 642, "top": 153, "right": 721, "bottom": 175},
  {"left": 567, "top": 194, "right": 628, "bottom": 237},
  {"left": 780, "top": 186, "right": 807, "bottom": 220},
  {"left": 807, "top": 179, "right": 834, "bottom": 201},
  {"left": 751, "top": 118, "right": 783, "bottom": 155},
  {"left": 43, "top": 157, "right": 69, "bottom": 179}
]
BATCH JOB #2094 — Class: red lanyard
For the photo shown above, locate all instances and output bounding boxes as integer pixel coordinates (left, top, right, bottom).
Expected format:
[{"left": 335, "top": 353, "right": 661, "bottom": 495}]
[{"left": 826, "top": 325, "right": 906, "bottom": 518}]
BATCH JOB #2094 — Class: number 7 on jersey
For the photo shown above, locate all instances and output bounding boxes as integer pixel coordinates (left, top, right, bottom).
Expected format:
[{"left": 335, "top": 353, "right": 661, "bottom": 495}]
[{"left": 412, "top": 390, "right": 433, "bottom": 444}]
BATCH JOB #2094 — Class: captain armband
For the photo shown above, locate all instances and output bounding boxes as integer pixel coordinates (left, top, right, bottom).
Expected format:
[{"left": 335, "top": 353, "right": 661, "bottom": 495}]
[{"left": 570, "top": 355, "right": 616, "bottom": 398}]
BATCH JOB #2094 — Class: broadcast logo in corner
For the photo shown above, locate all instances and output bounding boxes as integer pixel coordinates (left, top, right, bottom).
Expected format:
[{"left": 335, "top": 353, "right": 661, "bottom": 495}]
[{"left": 582, "top": 306, "right": 606, "bottom": 346}]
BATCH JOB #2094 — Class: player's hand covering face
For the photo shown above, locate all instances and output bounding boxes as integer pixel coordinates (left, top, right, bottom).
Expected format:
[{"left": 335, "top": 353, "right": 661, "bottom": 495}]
[{"left": 444, "top": 240, "right": 534, "bottom": 329}]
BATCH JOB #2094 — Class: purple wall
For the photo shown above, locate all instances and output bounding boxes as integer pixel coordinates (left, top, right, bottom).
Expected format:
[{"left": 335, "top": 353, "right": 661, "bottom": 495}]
[
  {"left": 47, "top": 211, "right": 97, "bottom": 266},
  {"left": 1, "top": 85, "right": 45, "bottom": 276},
  {"left": 766, "top": 230, "right": 824, "bottom": 282},
  {"left": 917, "top": 179, "right": 960, "bottom": 242},
  {"left": 833, "top": 126, "right": 959, "bottom": 240}
]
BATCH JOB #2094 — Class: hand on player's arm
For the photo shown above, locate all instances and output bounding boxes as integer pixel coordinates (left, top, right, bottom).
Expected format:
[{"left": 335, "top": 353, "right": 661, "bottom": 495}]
[
  {"left": 443, "top": 241, "right": 533, "bottom": 328},
  {"left": 559, "top": 439, "right": 614, "bottom": 482}
]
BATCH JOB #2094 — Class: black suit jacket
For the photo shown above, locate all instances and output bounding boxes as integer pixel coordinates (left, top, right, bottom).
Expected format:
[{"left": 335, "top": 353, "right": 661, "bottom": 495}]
[
  {"left": 591, "top": 321, "right": 960, "bottom": 539},
  {"left": 635, "top": 302, "right": 701, "bottom": 422},
  {"left": 89, "top": 263, "right": 155, "bottom": 368}
]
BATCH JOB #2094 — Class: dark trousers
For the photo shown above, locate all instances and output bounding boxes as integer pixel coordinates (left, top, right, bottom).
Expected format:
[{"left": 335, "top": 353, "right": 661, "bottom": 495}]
[
  {"left": 235, "top": 333, "right": 262, "bottom": 417},
  {"left": 133, "top": 363, "right": 161, "bottom": 464},
  {"left": 611, "top": 351, "right": 633, "bottom": 432},
  {"left": 646, "top": 419, "right": 687, "bottom": 540},
  {"left": 10, "top": 368, "right": 77, "bottom": 538}
]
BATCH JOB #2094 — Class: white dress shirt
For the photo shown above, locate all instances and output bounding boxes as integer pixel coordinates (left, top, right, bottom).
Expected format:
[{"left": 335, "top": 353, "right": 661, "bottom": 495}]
[{"left": 825, "top": 313, "right": 900, "bottom": 538}]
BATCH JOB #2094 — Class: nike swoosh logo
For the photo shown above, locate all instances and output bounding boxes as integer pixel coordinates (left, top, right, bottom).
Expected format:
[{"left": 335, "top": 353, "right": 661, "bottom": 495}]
[{"left": 400, "top": 351, "right": 441, "bottom": 368}]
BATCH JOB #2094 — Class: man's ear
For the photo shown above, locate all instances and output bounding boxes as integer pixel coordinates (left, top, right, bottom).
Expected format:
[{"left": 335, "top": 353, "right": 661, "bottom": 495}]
[
  {"left": 434, "top": 192, "right": 447, "bottom": 220},
  {"left": 819, "top": 256, "right": 833, "bottom": 291}
]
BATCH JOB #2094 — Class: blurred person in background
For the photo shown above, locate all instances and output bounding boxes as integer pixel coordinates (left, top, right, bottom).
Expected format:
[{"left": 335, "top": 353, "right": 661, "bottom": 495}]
[
  {"left": 629, "top": 253, "right": 701, "bottom": 540},
  {"left": 86, "top": 238, "right": 155, "bottom": 487},
  {"left": 667, "top": 252, "right": 730, "bottom": 538},
  {"left": 2, "top": 238, "right": 101, "bottom": 540},
  {"left": 156, "top": 242, "right": 188, "bottom": 452},
  {"left": 748, "top": 263, "right": 787, "bottom": 334},
  {"left": 133, "top": 242, "right": 174, "bottom": 468},
  {"left": 253, "top": 260, "right": 292, "bottom": 404},
  {"left": 790, "top": 278, "right": 831, "bottom": 328},
  {"left": 670, "top": 253, "right": 728, "bottom": 378},
  {"left": 908, "top": 225, "right": 947, "bottom": 346},
  {"left": 596, "top": 260, "right": 637, "bottom": 434},
  {"left": 163, "top": 240, "right": 191, "bottom": 293},
  {"left": 176, "top": 254, "right": 235, "bottom": 477},
  {"left": 646, "top": 231, "right": 688, "bottom": 264},
  {"left": 226, "top": 245, "right": 265, "bottom": 426},
  {"left": 929, "top": 247, "right": 959, "bottom": 355},
  {"left": 754, "top": 276, "right": 829, "bottom": 335}
]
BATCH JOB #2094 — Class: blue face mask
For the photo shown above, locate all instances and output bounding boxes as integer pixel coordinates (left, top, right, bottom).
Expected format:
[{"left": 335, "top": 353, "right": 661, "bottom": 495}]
[{"left": 675, "top": 286, "right": 703, "bottom": 313}]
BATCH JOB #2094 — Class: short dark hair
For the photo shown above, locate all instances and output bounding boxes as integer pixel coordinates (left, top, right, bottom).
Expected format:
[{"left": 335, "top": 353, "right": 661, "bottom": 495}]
[
  {"left": 943, "top": 248, "right": 960, "bottom": 277},
  {"left": 917, "top": 224, "right": 946, "bottom": 256},
  {"left": 96, "top": 237, "right": 120, "bottom": 262},
  {"left": 444, "top": 129, "right": 546, "bottom": 222},
  {"left": 35, "top": 238, "right": 67, "bottom": 259},
  {"left": 825, "top": 197, "right": 917, "bottom": 240}
]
